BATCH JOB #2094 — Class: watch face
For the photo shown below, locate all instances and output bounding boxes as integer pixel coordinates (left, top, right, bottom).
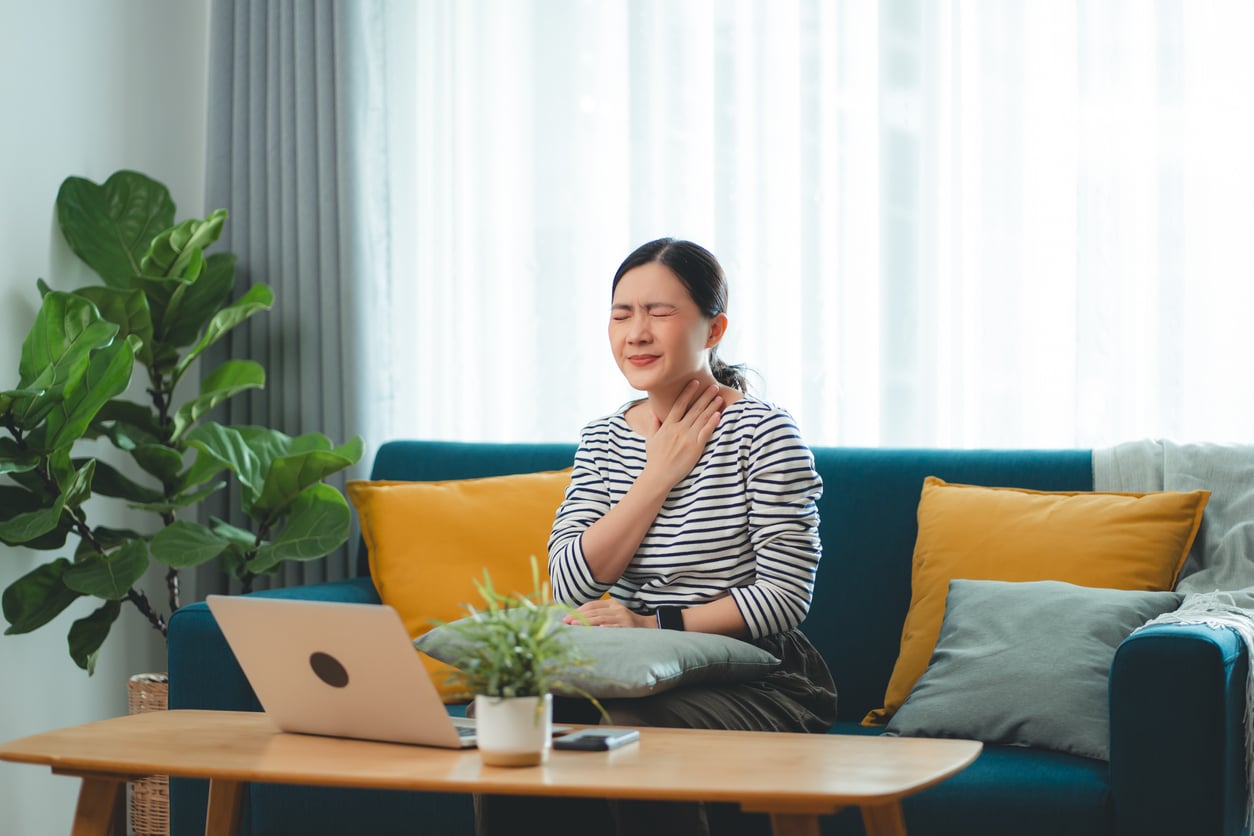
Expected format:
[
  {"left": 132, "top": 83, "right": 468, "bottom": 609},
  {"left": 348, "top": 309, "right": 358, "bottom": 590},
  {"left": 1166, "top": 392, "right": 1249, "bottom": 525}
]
[{"left": 657, "top": 606, "right": 685, "bottom": 630}]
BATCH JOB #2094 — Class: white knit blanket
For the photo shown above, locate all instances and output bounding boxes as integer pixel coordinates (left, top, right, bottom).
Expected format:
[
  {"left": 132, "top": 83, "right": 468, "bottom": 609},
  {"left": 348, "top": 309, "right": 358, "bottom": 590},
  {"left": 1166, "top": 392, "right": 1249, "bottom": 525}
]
[
  {"left": 1094, "top": 440, "right": 1254, "bottom": 592},
  {"left": 1095, "top": 440, "right": 1254, "bottom": 833}
]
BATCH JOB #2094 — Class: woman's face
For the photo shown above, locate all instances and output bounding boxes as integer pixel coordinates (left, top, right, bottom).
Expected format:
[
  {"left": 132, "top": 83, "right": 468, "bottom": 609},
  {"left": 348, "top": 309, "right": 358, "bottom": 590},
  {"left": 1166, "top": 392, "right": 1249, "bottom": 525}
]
[{"left": 609, "top": 261, "right": 725, "bottom": 394}]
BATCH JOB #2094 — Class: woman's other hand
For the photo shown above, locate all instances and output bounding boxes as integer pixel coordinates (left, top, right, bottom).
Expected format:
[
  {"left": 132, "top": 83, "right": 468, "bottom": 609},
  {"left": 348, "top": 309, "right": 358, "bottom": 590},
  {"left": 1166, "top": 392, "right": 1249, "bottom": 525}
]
[{"left": 563, "top": 599, "right": 653, "bottom": 628}]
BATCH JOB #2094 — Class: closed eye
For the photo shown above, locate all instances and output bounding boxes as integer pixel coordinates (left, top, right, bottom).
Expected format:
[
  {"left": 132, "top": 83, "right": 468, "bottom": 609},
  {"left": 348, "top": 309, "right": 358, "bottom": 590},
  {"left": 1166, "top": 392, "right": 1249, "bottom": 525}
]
[{"left": 611, "top": 303, "right": 678, "bottom": 319}]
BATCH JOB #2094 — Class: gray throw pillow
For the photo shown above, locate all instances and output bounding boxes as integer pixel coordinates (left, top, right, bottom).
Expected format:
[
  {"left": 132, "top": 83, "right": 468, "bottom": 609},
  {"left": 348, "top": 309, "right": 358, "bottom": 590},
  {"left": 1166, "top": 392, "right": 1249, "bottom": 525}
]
[
  {"left": 415, "top": 611, "right": 781, "bottom": 699},
  {"left": 884, "top": 579, "right": 1184, "bottom": 760}
]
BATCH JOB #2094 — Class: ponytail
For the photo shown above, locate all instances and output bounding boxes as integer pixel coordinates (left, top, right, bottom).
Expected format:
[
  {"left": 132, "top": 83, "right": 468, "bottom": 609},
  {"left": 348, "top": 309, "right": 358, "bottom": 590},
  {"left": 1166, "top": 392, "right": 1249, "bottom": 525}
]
[{"left": 711, "top": 353, "right": 749, "bottom": 394}]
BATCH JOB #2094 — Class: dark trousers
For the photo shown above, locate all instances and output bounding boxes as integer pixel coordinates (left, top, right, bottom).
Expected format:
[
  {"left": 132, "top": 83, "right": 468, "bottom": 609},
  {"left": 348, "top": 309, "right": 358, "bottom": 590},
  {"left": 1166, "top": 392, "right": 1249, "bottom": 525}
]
[{"left": 474, "top": 629, "right": 838, "bottom": 836}]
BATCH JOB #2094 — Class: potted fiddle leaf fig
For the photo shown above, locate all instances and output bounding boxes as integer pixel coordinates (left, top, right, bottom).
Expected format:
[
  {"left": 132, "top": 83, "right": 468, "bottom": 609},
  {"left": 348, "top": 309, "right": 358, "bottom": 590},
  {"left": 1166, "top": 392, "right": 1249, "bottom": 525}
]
[{"left": 0, "top": 169, "right": 363, "bottom": 673}]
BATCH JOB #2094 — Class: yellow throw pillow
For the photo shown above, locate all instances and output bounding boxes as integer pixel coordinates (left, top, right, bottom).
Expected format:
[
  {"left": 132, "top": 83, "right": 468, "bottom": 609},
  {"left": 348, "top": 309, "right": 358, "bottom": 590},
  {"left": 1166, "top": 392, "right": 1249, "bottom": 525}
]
[
  {"left": 862, "top": 476, "right": 1209, "bottom": 726},
  {"left": 346, "top": 469, "right": 572, "bottom": 701}
]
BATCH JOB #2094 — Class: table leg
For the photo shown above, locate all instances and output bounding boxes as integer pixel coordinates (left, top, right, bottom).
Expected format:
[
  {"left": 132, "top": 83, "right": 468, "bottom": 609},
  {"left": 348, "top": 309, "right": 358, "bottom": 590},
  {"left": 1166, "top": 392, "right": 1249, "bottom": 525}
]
[
  {"left": 861, "top": 801, "right": 908, "bottom": 836},
  {"left": 204, "top": 778, "right": 245, "bottom": 836},
  {"left": 69, "top": 776, "right": 125, "bottom": 836},
  {"left": 768, "top": 813, "right": 822, "bottom": 836}
]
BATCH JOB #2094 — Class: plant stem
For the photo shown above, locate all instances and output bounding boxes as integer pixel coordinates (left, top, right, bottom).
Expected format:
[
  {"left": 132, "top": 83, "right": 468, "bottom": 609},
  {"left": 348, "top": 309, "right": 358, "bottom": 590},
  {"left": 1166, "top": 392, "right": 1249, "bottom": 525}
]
[
  {"left": 148, "top": 366, "right": 173, "bottom": 437},
  {"left": 35, "top": 458, "right": 170, "bottom": 638},
  {"left": 149, "top": 366, "right": 183, "bottom": 611},
  {"left": 157, "top": 509, "right": 182, "bottom": 611},
  {"left": 238, "top": 520, "right": 273, "bottom": 595},
  {"left": 127, "top": 587, "right": 168, "bottom": 637},
  {"left": 166, "top": 567, "right": 180, "bottom": 613},
  {"left": 66, "top": 507, "right": 107, "bottom": 555},
  {"left": 35, "top": 461, "right": 107, "bottom": 553}
]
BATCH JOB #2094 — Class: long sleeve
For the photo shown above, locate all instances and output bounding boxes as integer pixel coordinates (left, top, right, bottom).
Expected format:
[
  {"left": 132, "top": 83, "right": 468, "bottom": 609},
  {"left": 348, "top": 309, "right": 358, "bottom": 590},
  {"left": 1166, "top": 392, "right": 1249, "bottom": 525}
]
[
  {"left": 547, "top": 424, "right": 617, "bottom": 604},
  {"left": 546, "top": 400, "right": 824, "bottom": 639},
  {"left": 726, "top": 410, "right": 823, "bottom": 637}
]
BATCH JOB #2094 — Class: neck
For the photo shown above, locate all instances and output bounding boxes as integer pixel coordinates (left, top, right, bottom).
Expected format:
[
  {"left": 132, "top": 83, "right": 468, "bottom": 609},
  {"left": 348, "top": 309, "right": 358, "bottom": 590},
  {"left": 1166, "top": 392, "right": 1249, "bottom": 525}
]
[{"left": 645, "top": 370, "right": 721, "bottom": 423}]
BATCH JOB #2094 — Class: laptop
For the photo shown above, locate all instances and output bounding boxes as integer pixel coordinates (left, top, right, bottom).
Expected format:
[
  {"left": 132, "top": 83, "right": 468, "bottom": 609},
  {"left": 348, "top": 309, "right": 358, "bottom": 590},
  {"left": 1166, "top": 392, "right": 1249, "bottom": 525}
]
[{"left": 206, "top": 594, "right": 481, "bottom": 748}]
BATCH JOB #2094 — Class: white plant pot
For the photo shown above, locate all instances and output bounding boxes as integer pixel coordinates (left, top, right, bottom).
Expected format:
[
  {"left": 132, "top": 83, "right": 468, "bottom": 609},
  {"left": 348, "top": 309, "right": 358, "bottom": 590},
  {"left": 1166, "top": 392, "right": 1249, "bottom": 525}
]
[{"left": 474, "top": 693, "right": 553, "bottom": 767}]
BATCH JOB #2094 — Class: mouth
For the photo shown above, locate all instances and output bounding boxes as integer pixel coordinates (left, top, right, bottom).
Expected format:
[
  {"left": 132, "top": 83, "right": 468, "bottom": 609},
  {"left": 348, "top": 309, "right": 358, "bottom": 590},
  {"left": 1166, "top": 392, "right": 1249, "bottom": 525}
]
[{"left": 627, "top": 354, "right": 659, "bottom": 367}]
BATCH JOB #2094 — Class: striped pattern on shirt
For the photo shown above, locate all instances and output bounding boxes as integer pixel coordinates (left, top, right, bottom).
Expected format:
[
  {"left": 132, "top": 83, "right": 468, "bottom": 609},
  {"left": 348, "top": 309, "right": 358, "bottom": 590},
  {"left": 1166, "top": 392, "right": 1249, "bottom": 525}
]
[{"left": 547, "top": 397, "right": 824, "bottom": 639}]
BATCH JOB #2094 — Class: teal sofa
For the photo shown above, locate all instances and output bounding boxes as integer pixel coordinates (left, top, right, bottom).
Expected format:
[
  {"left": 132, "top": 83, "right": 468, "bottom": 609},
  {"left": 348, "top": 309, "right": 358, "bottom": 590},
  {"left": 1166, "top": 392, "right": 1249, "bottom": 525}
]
[{"left": 168, "top": 440, "right": 1251, "bottom": 836}]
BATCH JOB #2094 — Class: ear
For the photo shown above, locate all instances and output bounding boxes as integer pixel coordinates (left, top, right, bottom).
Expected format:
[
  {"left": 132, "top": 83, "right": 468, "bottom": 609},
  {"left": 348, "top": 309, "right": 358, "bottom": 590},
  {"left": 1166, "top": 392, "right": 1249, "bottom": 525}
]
[{"left": 705, "top": 313, "right": 728, "bottom": 349}]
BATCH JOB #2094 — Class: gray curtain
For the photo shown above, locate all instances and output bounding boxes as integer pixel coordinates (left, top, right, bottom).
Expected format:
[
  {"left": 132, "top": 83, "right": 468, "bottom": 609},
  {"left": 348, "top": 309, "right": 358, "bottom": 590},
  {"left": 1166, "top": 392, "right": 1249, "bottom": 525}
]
[{"left": 197, "top": 0, "right": 389, "bottom": 596}]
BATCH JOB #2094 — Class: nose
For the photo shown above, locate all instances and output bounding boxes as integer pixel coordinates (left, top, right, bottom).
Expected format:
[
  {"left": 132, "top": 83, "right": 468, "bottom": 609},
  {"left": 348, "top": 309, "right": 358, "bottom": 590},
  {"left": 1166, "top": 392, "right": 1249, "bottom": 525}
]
[{"left": 626, "top": 314, "right": 650, "bottom": 344}]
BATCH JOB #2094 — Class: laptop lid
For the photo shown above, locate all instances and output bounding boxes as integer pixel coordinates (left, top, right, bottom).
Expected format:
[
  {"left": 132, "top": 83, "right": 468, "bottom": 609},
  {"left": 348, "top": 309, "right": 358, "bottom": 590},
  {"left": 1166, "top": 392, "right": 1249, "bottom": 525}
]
[{"left": 206, "top": 595, "right": 474, "bottom": 748}]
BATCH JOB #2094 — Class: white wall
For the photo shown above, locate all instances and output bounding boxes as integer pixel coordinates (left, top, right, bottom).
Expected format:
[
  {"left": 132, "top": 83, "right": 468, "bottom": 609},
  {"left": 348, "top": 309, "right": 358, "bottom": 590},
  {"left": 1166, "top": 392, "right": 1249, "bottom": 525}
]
[{"left": 0, "top": 2, "right": 210, "bottom": 833}]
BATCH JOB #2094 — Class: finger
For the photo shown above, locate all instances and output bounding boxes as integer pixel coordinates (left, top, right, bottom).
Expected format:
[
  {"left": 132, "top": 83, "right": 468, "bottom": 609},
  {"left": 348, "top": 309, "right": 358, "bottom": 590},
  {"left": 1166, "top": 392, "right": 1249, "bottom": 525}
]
[
  {"left": 675, "top": 385, "right": 722, "bottom": 429},
  {"left": 588, "top": 611, "right": 621, "bottom": 627},
  {"left": 681, "top": 392, "right": 722, "bottom": 436},
  {"left": 586, "top": 610, "right": 621, "bottom": 627},
  {"left": 701, "top": 394, "right": 724, "bottom": 422},
  {"left": 697, "top": 405, "right": 722, "bottom": 443},
  {"left": 666, "top": 380, "right": 705, "bottom": 423},
  {"left": 564, "top": 603, "right": 602, "bottom": 625}
]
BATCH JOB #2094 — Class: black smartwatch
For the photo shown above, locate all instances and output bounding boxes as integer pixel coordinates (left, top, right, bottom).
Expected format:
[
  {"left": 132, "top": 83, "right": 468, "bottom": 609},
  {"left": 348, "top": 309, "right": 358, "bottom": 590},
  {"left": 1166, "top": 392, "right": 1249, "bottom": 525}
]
[{"left": 655, "top": 606, "right": 685, "bottom": 631}]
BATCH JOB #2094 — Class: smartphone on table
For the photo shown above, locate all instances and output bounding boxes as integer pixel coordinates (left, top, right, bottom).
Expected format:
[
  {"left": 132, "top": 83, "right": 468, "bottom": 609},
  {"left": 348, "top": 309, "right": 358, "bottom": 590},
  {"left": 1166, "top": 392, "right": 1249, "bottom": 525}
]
[{"left": 552, "top": 728, "right": 640, "bottom": 751}]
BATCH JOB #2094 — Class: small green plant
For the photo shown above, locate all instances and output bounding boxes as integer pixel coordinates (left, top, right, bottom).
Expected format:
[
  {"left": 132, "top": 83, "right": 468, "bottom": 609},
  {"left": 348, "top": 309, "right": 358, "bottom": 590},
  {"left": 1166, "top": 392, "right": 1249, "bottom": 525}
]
[{"left": 437, "top": 559, "right": 605, "bottom": 716}]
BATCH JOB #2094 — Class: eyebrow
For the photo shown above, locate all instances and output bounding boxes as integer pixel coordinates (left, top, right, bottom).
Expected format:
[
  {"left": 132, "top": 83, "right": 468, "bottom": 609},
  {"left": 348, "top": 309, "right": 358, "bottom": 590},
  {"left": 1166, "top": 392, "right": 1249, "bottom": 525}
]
[{"left": 610, "top": 302, "right": 679, "bottom": 312}]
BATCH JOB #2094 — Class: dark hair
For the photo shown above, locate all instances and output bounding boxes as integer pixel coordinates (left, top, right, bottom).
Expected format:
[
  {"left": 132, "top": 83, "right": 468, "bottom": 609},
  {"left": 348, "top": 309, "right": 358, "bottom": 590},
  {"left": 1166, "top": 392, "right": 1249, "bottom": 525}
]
[{"left": 612, "top": 238, "right": 750, "bottom": 393}]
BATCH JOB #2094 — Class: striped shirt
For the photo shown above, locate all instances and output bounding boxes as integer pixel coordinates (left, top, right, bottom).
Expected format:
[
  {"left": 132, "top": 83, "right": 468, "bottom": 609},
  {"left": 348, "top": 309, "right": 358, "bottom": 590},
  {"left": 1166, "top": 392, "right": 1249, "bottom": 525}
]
[{"left": 547, "top": 396, "right": 824, "bottom": 639}]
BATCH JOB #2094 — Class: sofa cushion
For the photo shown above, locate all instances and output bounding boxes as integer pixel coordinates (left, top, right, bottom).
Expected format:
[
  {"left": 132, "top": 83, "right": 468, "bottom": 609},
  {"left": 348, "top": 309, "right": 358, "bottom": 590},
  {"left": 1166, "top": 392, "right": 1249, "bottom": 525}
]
[
  {"left": 416, "top": 611, "right": 782, "bottom": 698},
  {"left": 346, "top": 470, "right": 571, "bottom": 700},
  {"left": 865, "top": 477, "right": 1208, "bottom": 724},
  {"left": 416, "top": 611, "right": 777, "bottom": 701},
  {"left": 823, "top": 725, "right": 1114, "bottom": 836},
  {"left": 884, "top": 579, "right": 1184, "bottom": 759},
  {"left": 898, "top": 745, "right": 1114, "bottom": 836}
]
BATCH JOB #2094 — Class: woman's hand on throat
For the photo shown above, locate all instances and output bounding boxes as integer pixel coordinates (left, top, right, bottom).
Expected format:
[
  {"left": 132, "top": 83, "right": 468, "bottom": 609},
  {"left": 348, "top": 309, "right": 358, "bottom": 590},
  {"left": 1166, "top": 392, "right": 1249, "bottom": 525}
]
[{"left": 641, "top": 380, "right": 724, "bottom": 489}]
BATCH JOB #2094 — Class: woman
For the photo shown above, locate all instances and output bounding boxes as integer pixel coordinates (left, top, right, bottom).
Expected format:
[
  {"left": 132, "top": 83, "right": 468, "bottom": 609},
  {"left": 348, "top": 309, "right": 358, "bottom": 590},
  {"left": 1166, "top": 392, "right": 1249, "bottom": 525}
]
[{"left": 478, "top": 238, "right": 836, "bottom": 836}]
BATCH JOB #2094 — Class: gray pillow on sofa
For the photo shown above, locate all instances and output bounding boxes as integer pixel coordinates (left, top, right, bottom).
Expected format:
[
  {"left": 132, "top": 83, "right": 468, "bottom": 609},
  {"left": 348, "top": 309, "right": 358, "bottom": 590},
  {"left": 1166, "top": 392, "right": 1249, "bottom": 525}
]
[
  {"left": 884, "top": 579, "right": 1184, "bottom": 760},
  {"left": 415, "top": 611, "right": 781, "bottom": 699}
]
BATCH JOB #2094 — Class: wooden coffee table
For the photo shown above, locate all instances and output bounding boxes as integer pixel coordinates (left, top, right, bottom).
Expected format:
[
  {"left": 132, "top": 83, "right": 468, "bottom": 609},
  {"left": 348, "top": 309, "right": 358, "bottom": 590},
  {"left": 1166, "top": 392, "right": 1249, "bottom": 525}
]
[{"left": 0, "top": 709, "right": 980, "bottom": 836}]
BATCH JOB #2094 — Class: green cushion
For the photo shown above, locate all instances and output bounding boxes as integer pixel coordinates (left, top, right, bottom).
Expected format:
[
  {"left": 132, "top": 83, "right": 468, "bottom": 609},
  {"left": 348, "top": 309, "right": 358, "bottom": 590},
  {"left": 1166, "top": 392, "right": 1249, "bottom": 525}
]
[
  {"left": 885, "top": 579, "right": 1183, "bottom": 760},
  {"left": 415, "top": 610, "right": 781, "bottom": 698}
]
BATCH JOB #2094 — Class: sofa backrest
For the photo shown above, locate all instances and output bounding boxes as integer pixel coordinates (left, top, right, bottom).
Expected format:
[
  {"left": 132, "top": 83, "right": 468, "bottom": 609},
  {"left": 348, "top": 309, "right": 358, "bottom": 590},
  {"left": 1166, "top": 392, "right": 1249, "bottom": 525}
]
[
  {"left": 807, "top": 447, "right": 1092, "bottom": 722},
  {"left": 365, "top": 440, "right": 1093, "bottom": 723}
]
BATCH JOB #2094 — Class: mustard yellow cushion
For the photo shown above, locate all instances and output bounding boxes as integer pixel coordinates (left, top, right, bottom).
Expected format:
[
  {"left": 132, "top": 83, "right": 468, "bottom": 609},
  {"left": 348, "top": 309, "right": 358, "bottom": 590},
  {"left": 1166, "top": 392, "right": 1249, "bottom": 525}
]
[
  {"left": 862, "top": 476, "right": 1210, "bottom": 726},
  {"left": 346, "top": 469, "right": 572, "bottom": 701}
]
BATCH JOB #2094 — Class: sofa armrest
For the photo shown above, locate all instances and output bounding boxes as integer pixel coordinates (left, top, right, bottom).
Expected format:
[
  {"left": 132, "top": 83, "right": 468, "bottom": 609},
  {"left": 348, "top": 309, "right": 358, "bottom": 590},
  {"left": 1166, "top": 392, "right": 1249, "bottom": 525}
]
[
  {"left": 1109, "top": 622, "right": 1249, "bottom": 836},
  {"left": 167, "top": 577, "right": 381, "bottom": 712}
]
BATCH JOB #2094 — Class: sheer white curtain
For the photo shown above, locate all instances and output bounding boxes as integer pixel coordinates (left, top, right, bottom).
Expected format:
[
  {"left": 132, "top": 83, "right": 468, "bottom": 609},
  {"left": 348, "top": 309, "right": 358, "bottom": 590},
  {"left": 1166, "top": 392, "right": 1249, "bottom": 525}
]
[{"left": 364, "top": 0, "right": 1254, "bottom": 451}]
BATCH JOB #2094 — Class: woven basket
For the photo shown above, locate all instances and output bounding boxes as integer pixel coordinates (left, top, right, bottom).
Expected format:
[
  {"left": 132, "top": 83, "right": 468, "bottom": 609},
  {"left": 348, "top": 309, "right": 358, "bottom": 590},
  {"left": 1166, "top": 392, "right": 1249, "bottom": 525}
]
[{"left": 127, "top": 673, "right": 170, "bottom": 836}]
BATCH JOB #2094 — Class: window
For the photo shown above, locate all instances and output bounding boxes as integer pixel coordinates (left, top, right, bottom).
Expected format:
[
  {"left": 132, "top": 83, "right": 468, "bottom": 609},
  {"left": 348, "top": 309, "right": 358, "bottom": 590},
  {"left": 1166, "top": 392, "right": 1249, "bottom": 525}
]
[{"left": 364, "top": 0, "right": 1254, "bottom": 448}]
